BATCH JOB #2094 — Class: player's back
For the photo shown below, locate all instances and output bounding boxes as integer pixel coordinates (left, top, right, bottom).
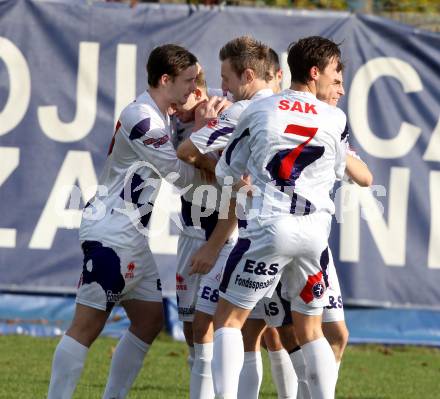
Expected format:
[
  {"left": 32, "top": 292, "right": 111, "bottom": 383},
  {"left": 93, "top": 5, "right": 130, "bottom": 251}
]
[{"left": 226, "top": 89, "right": 347, "bottom": 222}]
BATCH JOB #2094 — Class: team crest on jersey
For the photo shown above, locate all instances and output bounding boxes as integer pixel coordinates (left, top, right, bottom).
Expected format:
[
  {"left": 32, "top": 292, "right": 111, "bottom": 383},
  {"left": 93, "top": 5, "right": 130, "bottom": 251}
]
[
  {"left": 125, "top": 262, "right": 136, "bottom": 279},
  {"left": 207, "top": 118, "right": 219, "bottom": 129},
  {"left": 176, "top": 273, "right": 187, "bottom": 290},
  {"left": 218, "top": 113, "right": 230, "bottom": 122},
  {"left": 143, "top": 135, "right": 169, "bottom": 148}
]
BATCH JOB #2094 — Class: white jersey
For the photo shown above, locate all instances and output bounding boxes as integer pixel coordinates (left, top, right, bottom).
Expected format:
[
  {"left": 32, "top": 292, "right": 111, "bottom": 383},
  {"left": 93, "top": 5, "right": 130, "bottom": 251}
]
[
  {"left": 170, "top": 115, "right": 225, "bottom": 241},
  {"left": 207, "top": 87, "right": 235, "bottom": 102},
  {"left": 190, "top": 89, "right": 274, "bottom": 154},
  {"left": 216, "top": 89, "right": 347, "bottom": 221},
  {"left": 79, "top": 91, "right": 194, "bottom": 250}
]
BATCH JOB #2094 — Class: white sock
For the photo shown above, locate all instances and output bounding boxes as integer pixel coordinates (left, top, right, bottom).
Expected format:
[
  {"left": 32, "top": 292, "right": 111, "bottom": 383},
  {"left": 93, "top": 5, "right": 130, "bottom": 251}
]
[
  {"left": 190, "top": 343, "right": 215, "bottom": 399},
  {"left": 237, "top": 351, "right": 263, "bottom": 399},
  {"left": 334, "top": 361, "right": 341, "bottom": 390},
  {"left": 301, "top": 337, "right": 337, "bottom": 399},
  {"left": 47, "top": 335, "right": 88, "bottom": 399},
  {"left": 289, "top": 347, "right": 311, "bottom": 399},
  {"left": 188, "top": 345, "right": 195, "bottom": 370},
  {"left": 212, "top": 327, "right": 244, "bottom": 399},
  {"left": 102, "top": 330, "right": 150, "bottom": 399},
  {"left": 268, "top": 349, "right": 298, "bottom": 399}
]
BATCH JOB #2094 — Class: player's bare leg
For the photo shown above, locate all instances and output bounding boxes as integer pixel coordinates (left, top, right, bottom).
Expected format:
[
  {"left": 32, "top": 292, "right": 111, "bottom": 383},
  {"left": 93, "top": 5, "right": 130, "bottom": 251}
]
[
  {"left": 212, "top": 298, "right": 251, "bottom": 399},
  {"left": 322, "top": 320, "right": 349, "bottom": 390},
  {"left": 238, "top": 318, "right": 266, "bottom": 399},
  {"left": 47, "top": 304, "right": 109, "bottom": 399},
  {"left": 292, "top": 311, "right": 336, "bottom": 399},
  {"left": 191, "top": 311, "right": 215, "bottom": 399},
  {"left": 102, "top": 299, "right": 163, "bottom": 399},
  {"left": 322, "top": 320, "right": 349, "bottom": 362},
  {"left": 184, "top": 321, "right": 195, "bottom": 369}
]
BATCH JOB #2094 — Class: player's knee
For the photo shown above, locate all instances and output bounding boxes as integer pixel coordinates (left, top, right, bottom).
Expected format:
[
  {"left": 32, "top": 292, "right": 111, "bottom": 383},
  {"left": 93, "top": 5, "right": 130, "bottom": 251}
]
[
  {"left": 276, "top": 324, "right": 298, "bottom": 352},
  {"left": 183, "top": 321, "right": 194, "bottom": 346},
  {"left": 192, "top": 317, "right": 214, "bottom": 343},
  {"left": 263, "top": 327, "right": 283, "bottom": 352},
  {"left": 332, "top": 326, "right": 349, "bottom": 359},
  {"left": 213, "top": 298, "right": 248, "bottom": 330},
  {"left": 292, "top": 314, "right": 323, "bottom": 345},
  {"left": 130, "top": 310, "right": 164, "bottom": 344},
  {"left": 323, "top": 322, "right": 349, "bottom": 361}
]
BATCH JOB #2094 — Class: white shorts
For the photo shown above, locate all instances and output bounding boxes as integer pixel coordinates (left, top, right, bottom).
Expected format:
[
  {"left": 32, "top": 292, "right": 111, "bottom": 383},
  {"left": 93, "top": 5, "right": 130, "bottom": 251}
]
[
  {"left": 261, "top": 248, "right": 344, "bottom": 327},
  {"left": 219, "top": 212, "right": 332, "bottom": 316},
  {"left": 76, "top": 241, "right": 162, "bottom": 312},
  {"left": 176, "top": 234, "right": 234, "bottom": 322}
]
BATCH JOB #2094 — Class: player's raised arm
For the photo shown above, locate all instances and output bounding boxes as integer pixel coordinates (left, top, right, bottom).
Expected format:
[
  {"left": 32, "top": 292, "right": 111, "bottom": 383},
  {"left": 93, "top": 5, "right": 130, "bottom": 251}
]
[
  {"left": 189, "top": 197, "right": 237, "bottom": 276},
  {"left": 345, "top": 153, "right": 373, "bottom": 187}
]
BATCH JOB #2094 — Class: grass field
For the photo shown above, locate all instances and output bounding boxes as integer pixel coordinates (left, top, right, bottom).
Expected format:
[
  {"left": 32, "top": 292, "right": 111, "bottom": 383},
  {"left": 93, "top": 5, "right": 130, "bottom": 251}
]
[{"left": 1, "top": 334, "right": 439, "bottom": 398}]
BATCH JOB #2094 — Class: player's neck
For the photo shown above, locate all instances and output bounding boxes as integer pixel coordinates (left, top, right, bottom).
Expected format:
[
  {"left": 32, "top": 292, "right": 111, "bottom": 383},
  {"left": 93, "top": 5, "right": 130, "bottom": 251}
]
[
  {"left": 147, "top": 87, "right": 170, "bottom": 117},
  {"left": 244, "top": 81, "right": 272, "bottom": 100},
  {"left": 290, "top": 82, "right": 317, "bottom": 97}
]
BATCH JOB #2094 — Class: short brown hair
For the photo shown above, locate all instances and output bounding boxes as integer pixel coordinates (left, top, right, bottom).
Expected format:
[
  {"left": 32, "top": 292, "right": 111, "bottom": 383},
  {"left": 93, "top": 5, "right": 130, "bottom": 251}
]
[
  {"left": 219, "top": 36, "right": 270, "bottom": 80},
  {"left": 147, "top": 44, "right": 198, "bottom": 88},
  {"left": 195, "top": 68, "right": 207, "bottom": 91},
  {"left": 287, "top": 36, "right": 343, "bottom": 84}
]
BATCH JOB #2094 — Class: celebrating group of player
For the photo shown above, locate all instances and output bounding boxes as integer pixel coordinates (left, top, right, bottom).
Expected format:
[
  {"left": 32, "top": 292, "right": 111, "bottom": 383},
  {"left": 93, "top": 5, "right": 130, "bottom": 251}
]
[{"left": 47, "top": 35, "right": 373, "bottom": 399}]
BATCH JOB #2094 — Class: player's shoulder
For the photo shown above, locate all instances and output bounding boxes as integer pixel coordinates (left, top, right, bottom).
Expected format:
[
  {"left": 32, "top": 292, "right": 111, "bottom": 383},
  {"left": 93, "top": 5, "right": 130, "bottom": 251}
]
[
  {"left": 219, "top": 100, "right": 250, "bottom": 122},
  {"left": 120, "top": 91, "right": 165, "bottom": 133},
  {"left": 315, "top": 99, "right": 347, "bottom": 132},
  {"left": 239, "top": 91, "right": 279, "bottom": 119}
]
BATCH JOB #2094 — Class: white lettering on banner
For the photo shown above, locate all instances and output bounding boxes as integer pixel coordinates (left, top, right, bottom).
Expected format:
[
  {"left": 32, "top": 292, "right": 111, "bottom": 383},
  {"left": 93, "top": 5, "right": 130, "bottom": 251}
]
[
  {"left": 423, "top": 118, "right": 440, "bottom": 162},
  {"left": 0, "top": 147, "right": 19, "bottom": 247},
  {"left": 338, "top": 167, "right": 410, "bottom": 266},
  {"left": 29, "top": 151, "right": 98, "bottom": 249},
  {"left": 148, "top": 181, "right": 180, "bottom": 254},
  {"left": 38, "top": 42, "right": 99, "bottom": 143},
  {"left": 114, "top": 44, "right": 137, "bottom": 127},
  {"left": 428, "top": 171, "right": 440, "bottom": 268},
  {"left": 0, "top": 37, "right": 31, "bottom": 136},
  {"left": 349, "top": 57, "right": 423, "bottom": 158}
]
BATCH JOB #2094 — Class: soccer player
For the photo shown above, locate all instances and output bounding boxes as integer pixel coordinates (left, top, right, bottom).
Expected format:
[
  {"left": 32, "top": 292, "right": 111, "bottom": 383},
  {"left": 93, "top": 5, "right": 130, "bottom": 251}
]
[
  {"left": 46, "top": 44, "right": 211, "bottom": 399},
  {"left": 176, "top": 36, "right": 276, "bottom": 399},
  {"left": 170, "top": 66, "right": 237, "bottom": 399},
  {"left": 261, "top": 67, "right": 373, "bottom": 399},
  {"left": 212, "top": 36, "right": 348, "bottom": 399}
]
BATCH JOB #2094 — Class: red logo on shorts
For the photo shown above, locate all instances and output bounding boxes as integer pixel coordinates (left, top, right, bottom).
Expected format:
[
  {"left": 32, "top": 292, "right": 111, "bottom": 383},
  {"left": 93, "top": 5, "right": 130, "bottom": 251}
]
[
  {"left": 176, "top": 273, "right": 187, "bottom": 290},
  {"left": 300, "top": 272, "right": 325, "bottom": 304},
  {"left": 125, "top": 262, "right": 136, "bottom": 279}
]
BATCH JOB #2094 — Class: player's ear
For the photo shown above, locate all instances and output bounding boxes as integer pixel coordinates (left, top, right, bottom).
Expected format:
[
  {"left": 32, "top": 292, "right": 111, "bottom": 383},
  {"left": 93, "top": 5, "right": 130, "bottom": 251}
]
[
  {"left": 160, "top": 73, "right": 171, "bottom": 87},
  {"left": 194, "top": 88, "right": 202, "bottom": 100},
  {"left": 310, "top": 66, "right": 320, "bottom": 81},
  {"left": 243, "top": 68, "right": 255, "bottom": 84}
]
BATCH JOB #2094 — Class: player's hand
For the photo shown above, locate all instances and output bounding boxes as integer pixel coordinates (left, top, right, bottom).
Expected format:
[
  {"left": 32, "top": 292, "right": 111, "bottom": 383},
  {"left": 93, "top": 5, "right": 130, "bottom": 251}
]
[
  {"left": 193, "top": 96, "right": 231, "bottom": 131},
  {"left": 234, "top": 174, "right": 254, "bottom": 197},
  {"left": 189, "top": 243, "right": 220, "bottom": 275}
]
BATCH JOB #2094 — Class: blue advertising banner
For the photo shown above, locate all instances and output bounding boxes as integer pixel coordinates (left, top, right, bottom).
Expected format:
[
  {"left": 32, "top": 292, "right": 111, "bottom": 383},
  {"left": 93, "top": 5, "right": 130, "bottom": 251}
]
[{"left": 1, "top": 0, "right": 439, "bottom": 308}]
